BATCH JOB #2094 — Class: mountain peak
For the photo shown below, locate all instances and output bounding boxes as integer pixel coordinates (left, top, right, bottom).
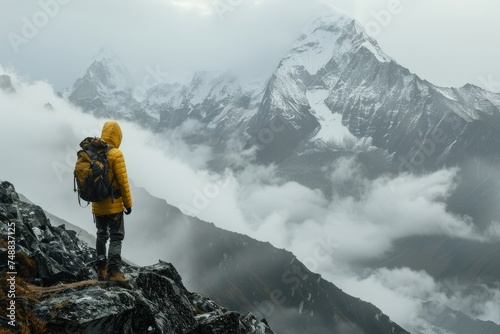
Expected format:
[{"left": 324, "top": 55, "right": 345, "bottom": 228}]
[
  {"left": 87, "top": 47, "right": 134, "bottom": 91},
  {"left": 91, "top": 47, "right": 120, "bottom": 63},
  {"left": 283, "top": 14, "right": 391, "bottom": 76},
  {"left": 303, "top": 12, "right": 355, "bottom": 33}
]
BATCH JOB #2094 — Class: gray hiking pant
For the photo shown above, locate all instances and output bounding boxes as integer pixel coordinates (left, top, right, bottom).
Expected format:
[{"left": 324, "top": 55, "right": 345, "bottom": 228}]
[{"left": 95, "top": 212, "right": 125, "bottom": 274}]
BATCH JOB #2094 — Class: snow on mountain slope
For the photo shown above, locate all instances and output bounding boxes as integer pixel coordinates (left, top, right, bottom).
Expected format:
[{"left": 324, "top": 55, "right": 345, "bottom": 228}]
[
  {"left": 247, "top": 13, "right": 396, "bottom": 159},
  {"left": 432, "top": 86, "right": 458, "bottom": 102},
  {"left": 360, "top": 41, "right": 391, "bottom": 63},
  {"left": 141, "top": 82, "right": 186, "bottom": 121},
  {"left": 306, "top": 89, "right": 356, "bottom": 145},
  {"left": 455, "top": 84, "right": 500, "bottom": 118},
  {"left": 187, "top": 71, "right": 224, "bottom": 105},
  {"left": 246, "top": 11, "right": 500, "bottom": 169}
]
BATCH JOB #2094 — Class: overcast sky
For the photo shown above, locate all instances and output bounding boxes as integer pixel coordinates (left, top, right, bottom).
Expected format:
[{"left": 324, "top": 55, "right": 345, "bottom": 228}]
[{"left": 0, "top": 0, "right": 499, "bottom": 91}]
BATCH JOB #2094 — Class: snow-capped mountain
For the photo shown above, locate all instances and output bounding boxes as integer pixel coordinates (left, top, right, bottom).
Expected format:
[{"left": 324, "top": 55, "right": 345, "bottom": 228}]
[
  {"left": 248, "top": 13, "right": 391, "bottom": 141},
  {"left": 245, "top": 13, "right": 395, "bottom": 162},
  {"left": 64, "top": 13, "right": 500, "bottom": 172},
  {"left": 63, "top": 48, "right": 139, "bottom": 121},
  {"left": 246, "top": 14, "right": 500, "bottom": 169},
  {"left": 64, "top": 50, "right": 267, "bottom": 144},
  {"left": 148, "top": 71, "right": 264, "bottom": 137},
  {"left": 239, "top": 13, "right": 500, "bottom": 233}
]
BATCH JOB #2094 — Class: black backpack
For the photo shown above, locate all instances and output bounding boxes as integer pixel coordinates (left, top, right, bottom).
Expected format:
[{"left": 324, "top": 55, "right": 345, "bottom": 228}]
[{"left": 73, "top": 137, "right": 116, "bottom": 206}]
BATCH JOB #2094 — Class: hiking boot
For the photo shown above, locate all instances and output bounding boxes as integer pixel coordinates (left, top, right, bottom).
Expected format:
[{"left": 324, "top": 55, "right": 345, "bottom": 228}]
[
  {"left": 97, "top": 265, "right": 108, "bottom": 282},
  {"left": 108, "top": 270, "right": 132, "bottom": 289}
]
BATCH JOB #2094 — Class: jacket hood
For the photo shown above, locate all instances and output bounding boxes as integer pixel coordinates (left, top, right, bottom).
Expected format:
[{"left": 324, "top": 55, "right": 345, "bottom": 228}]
[{"left": 101, "top": 121, "right": 122, "bottom": 148}]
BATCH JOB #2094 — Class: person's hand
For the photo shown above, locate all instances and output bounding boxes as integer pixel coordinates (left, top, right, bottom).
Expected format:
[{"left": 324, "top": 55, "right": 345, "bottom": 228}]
[{"left": 124, "top": 207, "right": 132, "bottom": 215}]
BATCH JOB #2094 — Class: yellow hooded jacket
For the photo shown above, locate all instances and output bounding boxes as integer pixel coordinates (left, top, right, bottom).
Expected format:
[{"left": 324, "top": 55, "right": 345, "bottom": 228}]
[{"left": 92, "top": 121, "right": 133, "bottom": 216}]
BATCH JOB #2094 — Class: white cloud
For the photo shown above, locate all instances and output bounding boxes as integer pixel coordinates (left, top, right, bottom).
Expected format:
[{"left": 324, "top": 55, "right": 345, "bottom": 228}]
[
  {"left": 334, "top": 266, "right": 500, "bottom": 331},
  {"left": 335, "top": 268, "right": 429, "bottom": 326},
  {"left": 189, "top": 159, "right": 482, "bottom": 265},
  {"left": 447, "top": 283, "right": 500, "bottom": 325}
]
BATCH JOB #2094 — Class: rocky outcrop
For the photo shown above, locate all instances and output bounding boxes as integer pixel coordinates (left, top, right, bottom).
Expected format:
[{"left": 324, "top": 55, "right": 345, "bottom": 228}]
[
  {"left": 31, "top": 261, "right": 274, "bottom": 334},
  {"left": 0, "top": 180, "right": 275, "bottom": 334}
]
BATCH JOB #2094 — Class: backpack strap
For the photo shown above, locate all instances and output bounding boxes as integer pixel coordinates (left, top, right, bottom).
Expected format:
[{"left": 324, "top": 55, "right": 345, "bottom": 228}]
[
  {"left": 105, "top": 145, "right": 116, "bottom": 204},
  {"left": 110, "top": 174, "right": 116, "bottom": 204},
  {"left": 74, "top": 175, "right": 90, "bottom": 208}
]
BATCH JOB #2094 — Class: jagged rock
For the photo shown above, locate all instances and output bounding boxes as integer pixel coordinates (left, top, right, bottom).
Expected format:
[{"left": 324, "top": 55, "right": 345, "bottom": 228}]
[
  {"left": 196, "top": 311, "right": 274, "bottom": 334},
  {"left": 0, "top": 181, "right": 19, "bottom": 204},
  {"left": 33, "top": 267, "right": 198, "bottom": 333},
  {"left": 197, "top": 311, "right": 240, "bottom": 333},
  {"left": 31, "top": 261, "right": 277, "bottom": 333},
  {"left": 0, "top": 182, "right": 94, "bottom": 286}
]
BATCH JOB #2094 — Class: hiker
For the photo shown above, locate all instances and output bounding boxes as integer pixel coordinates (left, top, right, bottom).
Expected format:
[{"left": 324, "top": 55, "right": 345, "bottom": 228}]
[{"left": 92, "top": 120, "right": 133, "bottom": 287}]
